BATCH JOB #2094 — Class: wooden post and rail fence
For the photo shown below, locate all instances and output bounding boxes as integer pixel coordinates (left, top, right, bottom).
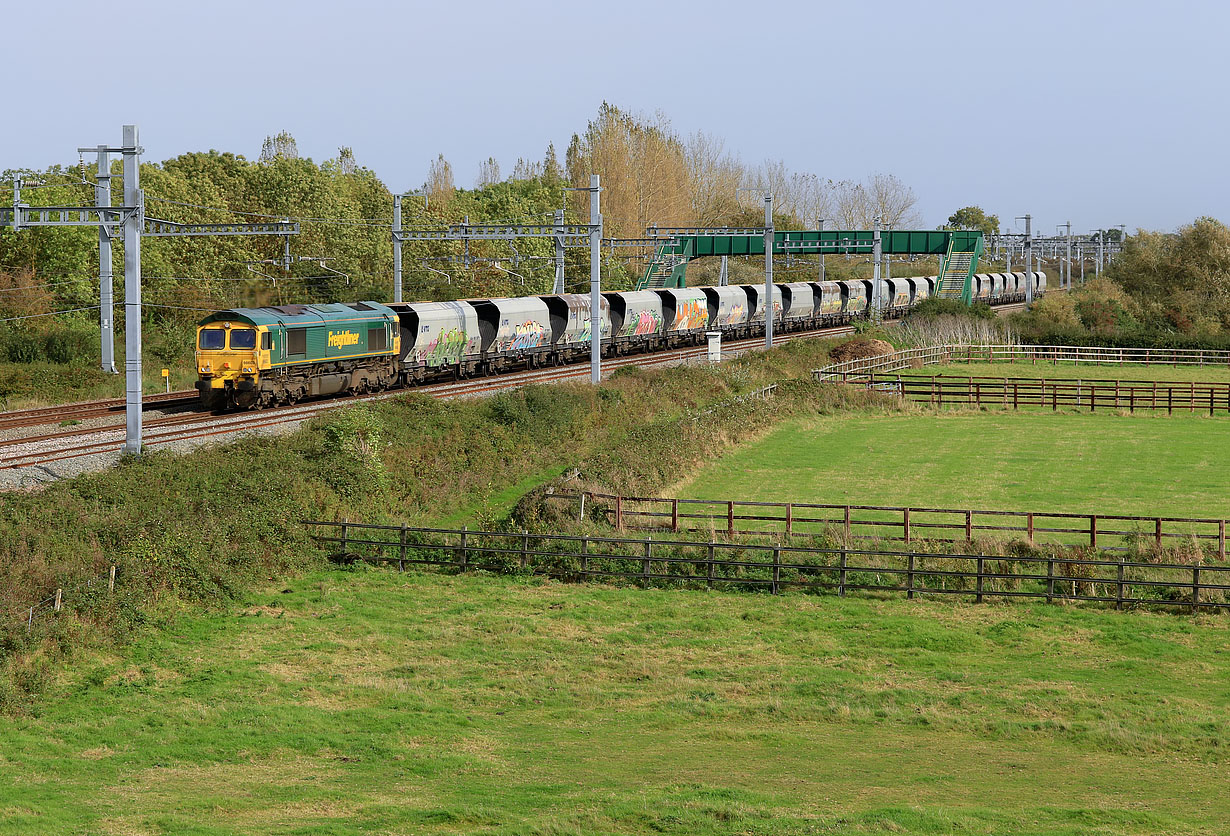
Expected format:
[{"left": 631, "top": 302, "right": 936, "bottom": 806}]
[
  {"left": 304, "top": 519, "right": 1230, "bottom": 613},
  {"left": 812, "top": 343, "right": 1230, "bottom": 383},
  {"left": 558, "top": 492, "right": 1230, "bottom": 559}
]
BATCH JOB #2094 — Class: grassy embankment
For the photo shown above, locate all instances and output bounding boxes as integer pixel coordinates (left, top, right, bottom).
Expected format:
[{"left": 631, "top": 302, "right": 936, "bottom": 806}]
[
  {"left": 2, "top": 570, "right": 1227, "bottom": 836},
  {"left": 0, "top": 358, "right": 200, "bottom": 410},
  {"left": 2, "top": 335, "right": 892, "bottom": 708}
]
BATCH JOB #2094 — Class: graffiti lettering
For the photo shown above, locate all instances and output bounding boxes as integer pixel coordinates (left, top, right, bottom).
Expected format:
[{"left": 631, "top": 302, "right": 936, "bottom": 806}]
[{"left": 507, "top": 320, "right": 547, "bottom": 351}]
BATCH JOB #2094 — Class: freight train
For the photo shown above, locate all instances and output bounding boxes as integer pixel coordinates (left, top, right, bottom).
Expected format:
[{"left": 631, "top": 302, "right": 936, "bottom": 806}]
[{"left": 194, "top": 271, "right": 1046, "bottom": 409}]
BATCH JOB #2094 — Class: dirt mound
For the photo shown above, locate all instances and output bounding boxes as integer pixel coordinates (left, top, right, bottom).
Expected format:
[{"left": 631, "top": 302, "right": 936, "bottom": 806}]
[{"left": 828, "top": 337, "right": 895, "bottom": 363}]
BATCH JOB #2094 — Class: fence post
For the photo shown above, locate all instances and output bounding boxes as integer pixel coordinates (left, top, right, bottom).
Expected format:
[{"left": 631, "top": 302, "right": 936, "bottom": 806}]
[
  {"left": 965, "top": 510, "right": 973, "bottom": 542},
  {"left": 1220, "top": 520, "right": 1226, "bottom": 562},
  {"left": 1026, "top": 513, "right": 1034, "bottom": 545},
  {"left": 581, "top": 536, "right": 589, "bottom": 578},
  {"left": 615, "top": 495, "right": 624, "bottom": 531},
  {"left": 643, "top": 537, "right": 652, "bottom": 587},
  {"left": 1090, "top": 516, "right": 1097, "bottom": 549},
  {"left": 341, "top": 518, "right": 349, "bottom": 553},
  {"left": 1014, "top": 382, "right": 1018, "bottom": 410},
  {"left": 844, "top": 505, "right": 852, "bottom": 540},
  {"left": 903, "top": 508, "right": 911, "bottom": 543},
  {"left": 772, "top": 546, "right": 781, "bottom": 595},
  {"left": 1116, "top": 555, "right": 1125, "bottom": 610},
  {"left": 906, "top": 554, "right": 915, "bottom": 599},
  {"left": 838, "top": 548, "right": 847, "bottom": 597},
  {"left": 728, "top": 501, "right": 735, "bottom": 538},
  {"left": 398, "top": 524, "right": 407, "bottom": 572},
  {"left": 1192, "top": 565, "right": 1201, "bottom": 614},
  {"left": 671, "top": 499, "right": 679, "bottom": 533},
  {"left": 108, "top": 565, "right": 116, "bottom": 593},
  {"left": 54, "top": 588, "right": 62, "bottom": 612},
  {"left": 707, "top": 541, "right": 716, "bottom": 587},
  {"left": 1168, "top": 387, "right": 1173, "bottom": 415},
  {"left": 1047, "top": 556, "right": 1055, "bottom": 603},
  {"left": 521, "top": 530, "right": 529, "bottom": 571},
  {"left": 976, "top": 556, "right": 984, "bottom": 603},
  {"left": 459, "top": 526, "right": 469, "bottom": 571},
  {"left": 786, "top": 503, "right": 793, "bottom": 536},
  {"left": 1052, "top": 382, "right": 1057, "bottom": 411},
  {"left": 27, "top": 607, "right": 33, "bottom": 631},
  {"left": 1155, "top": 518, "right": 1163, "bottom": 549}
]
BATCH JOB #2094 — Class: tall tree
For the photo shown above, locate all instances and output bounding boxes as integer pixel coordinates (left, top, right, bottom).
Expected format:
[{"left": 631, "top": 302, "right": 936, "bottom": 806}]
[
  {"left": 425, "top": 153, "right": 455, "bottom": 207},
  {"left": 943, "top": 206, "right": 1000, "bottom": 237},
  {"left": 566, "top": 103, "right": 691, "bottom": 237},
  {"left": 259, "top": 131, "right": 299, "bottom": 163},
  {"left": 475, "top": 157, "right": 501, "bottom": 188}
]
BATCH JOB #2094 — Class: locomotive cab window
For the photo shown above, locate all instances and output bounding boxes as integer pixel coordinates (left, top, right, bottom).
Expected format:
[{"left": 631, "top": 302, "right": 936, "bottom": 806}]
[
  {"left": 230, "top": 328, "right": 257, "bottom": 350},
  {"left": 368, "top": 326, "right": 386, "bottom": 351},
  {"left": 287, "top": 328, "right": 307, "bottom": 356},
  {"left": 261, "top": 331, "right": 271, "bottom": 351},
  {"left": 198, "top": 329, "right": 225, "bottom": 350}
]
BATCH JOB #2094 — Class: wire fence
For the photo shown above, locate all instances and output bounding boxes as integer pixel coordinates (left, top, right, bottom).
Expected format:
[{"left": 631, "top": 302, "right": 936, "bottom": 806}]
[
  {"left": 546, "top": 492, "right": 1230, "bottom": 557},
  {"left": 304, "top": 520, "right": 1230, "bottom": 613},
  {"left": 10, "top": 564, "right": 118, "bottom": 631}
]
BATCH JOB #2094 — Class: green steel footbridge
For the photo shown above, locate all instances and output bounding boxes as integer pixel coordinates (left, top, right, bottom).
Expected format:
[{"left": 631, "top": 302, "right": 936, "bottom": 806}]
[{"left": 636, "top": 228, "right": 985, "bottom": 304}]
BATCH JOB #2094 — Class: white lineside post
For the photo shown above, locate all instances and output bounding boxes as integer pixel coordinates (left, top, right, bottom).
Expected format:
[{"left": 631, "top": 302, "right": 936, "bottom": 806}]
[
  {"left": 122, "top": 124, "right": 143, "bottom": 455},
  {"left": 590, "top": 175, "right": 601, "bottom": 384},
  {"left": 392, "top": 193, "right": 402, "bottom": 303},
  {"left": 96, "top": 146, "right": 116, "bottom": 373},
  {"left": 764, "top": 194, "right": 774, "bottom": 348}
]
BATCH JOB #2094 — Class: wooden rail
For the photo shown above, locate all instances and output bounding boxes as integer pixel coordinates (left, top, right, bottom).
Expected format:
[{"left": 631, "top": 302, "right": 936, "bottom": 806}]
[
  {"left": 555, "top": 493, "right": 1230, "bottom": 558},
  {"left": 305, "top": 520, "right": 1230, "bottom": 612},
  {"left": 812, "top": 343, "right": 1230, "bottom": 383},
  {"left": 869, "top": 374, "right": 1230, "bottom": 415}
]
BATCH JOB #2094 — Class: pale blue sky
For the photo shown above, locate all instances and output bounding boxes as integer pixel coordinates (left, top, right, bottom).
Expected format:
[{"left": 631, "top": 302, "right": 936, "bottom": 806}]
[{"left": 4, "top": 0, "right": 1222, "bottom": 234}]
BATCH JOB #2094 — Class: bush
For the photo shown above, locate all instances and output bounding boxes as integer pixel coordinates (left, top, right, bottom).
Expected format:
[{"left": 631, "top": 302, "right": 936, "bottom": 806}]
[
  {"left": 0, "top": 326, "right": 44, "bottom": 363},
  {"left": 41, "top": 321, "right": 100, "bottom": 364},
  {"left": 909, "top": 296, "right": 995, "bottom": 321}
]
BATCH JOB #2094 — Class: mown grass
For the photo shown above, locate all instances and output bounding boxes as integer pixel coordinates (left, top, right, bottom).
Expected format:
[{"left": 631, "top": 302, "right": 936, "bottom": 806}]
[
  {"left": 675, "top": 410, "right": 1230, "bottom": 520},
  {"left": 2, "top": 569, "right": 1227, "bottom": 835}
]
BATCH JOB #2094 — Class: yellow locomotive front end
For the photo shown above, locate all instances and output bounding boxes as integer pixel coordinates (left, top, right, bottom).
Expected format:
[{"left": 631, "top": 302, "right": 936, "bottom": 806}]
[{"left": 195, "top": 320, "right": 270, "bottom": 409}]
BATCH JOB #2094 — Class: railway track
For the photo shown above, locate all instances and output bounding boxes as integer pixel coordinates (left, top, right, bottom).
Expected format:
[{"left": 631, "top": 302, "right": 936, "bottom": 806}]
[
  {"left": 0, "top": 390, "right": 198, "bottom": 432},
  {"left": 0, "top": 323, "right": 855, "bottom": 473}
]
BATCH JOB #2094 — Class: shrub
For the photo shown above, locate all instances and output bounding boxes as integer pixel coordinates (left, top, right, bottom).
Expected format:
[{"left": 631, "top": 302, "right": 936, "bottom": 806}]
[{"left": 909, "top": 296, "right": 995, "bottom": 321}]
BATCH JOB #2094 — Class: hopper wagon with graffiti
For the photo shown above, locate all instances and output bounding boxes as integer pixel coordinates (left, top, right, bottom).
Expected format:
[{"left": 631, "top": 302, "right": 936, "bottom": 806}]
[{"left": 195, "top": 273, "right": 1045, "bottom": 408}]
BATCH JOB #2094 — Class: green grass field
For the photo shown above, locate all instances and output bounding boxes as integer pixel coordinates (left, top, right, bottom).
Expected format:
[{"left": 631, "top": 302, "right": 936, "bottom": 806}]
[
  {"left": 899, "top": 359, "right": 1230, "bottom": 383},
  {"left": 676, "top": 411, "right": 1228, "bottom": 520},
  {"left": 3, "top": 570, "right": 1228, "bottom": 835}
]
